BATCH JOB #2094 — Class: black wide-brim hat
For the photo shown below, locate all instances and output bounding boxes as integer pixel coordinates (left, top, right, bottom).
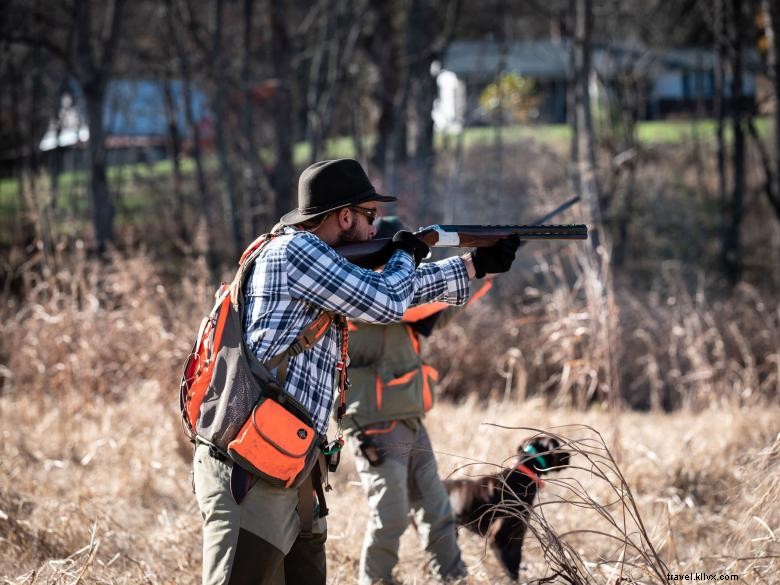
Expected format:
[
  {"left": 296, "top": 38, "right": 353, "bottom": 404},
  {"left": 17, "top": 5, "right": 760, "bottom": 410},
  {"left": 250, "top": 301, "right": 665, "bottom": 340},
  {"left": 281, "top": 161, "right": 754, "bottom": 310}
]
[{"left": 281, "top": 158, "right": 396, "bottom": 226}]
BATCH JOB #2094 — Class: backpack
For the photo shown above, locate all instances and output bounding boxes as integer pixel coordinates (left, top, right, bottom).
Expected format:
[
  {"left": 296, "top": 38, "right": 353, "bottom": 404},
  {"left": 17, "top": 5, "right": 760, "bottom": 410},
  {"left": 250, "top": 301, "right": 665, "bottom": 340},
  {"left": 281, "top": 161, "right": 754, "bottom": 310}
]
[{"left": 179, "top": 232, "right": 344, "bottom": 489}]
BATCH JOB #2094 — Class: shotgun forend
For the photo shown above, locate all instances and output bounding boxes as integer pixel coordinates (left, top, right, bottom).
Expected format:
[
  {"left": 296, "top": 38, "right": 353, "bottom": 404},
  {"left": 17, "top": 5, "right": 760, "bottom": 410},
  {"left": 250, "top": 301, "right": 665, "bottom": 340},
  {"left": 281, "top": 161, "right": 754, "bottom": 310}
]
[{"left": 335, "top": 224, "right": 588, "bottom": 269}]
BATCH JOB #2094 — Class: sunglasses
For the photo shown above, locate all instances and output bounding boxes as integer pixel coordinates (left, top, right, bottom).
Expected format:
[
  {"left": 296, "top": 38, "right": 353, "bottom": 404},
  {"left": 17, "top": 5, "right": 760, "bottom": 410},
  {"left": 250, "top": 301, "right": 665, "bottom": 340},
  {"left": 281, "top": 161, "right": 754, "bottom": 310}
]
[{"left": 350, "top": 205, "right": 378, "bottom": 225}]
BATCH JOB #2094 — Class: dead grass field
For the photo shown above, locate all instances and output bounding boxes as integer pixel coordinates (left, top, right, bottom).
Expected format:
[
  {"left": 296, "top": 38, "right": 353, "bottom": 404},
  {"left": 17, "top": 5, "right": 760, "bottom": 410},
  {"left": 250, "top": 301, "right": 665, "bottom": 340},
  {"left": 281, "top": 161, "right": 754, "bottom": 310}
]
[
  {"left": 2, "top": 380, "right": 778, "bottom": 584},
  {"left": 1, "top": 246, "right": 779, "bottom": 584}
]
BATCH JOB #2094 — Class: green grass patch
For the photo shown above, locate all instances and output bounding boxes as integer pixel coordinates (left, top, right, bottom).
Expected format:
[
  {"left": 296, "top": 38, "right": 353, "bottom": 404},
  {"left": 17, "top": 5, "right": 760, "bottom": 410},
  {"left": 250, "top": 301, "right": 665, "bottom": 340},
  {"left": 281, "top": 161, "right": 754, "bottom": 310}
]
[
  {"left": 0, "top": 116, "right": 771, "bottom": 221},
  {"left": 634, "top": 116, "right": 770, "bottom": 144},
  {"left": 0, "top": 178, "right": 19, "bottom": 211},
  {"left": 452, "top": 123, "right": 572, "bottom": 148}
]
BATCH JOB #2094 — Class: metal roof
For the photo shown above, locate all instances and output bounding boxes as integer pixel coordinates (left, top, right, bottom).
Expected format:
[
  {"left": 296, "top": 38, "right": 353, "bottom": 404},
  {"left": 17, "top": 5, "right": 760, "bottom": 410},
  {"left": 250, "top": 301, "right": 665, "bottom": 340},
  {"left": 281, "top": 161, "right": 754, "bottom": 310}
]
[{"left": 442, "top": 40, "right": 761, "bottom": 80}]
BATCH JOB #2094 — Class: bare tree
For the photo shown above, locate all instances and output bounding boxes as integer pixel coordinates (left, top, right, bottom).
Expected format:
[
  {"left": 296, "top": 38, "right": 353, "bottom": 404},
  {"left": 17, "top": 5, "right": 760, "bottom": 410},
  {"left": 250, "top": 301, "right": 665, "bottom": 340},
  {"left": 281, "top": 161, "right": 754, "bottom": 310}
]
[
  {"left": 302, "top": 0, "right": 365, "bottom": 165},
  {"left": 268, "top": 0, "right": 296, "bottom": 221},
  {"left": 166, "top": 0, "right": 219, "bottom": 272},
  {"left": 721, "top": 0, "right": 746, "bottom": 283},
  {"left": 2, "top": 0, "right": 126, "bottom": 256},
  {"left": 770, "top": 0, "right": 780, "bottom": 216},
  {"left": 708, "top": 0, "right": 730, "bottom": 262},
  {"left": 363, "top": 0, "right": 409, "bottom": 193},
  {"left": 69, "top": 0, "right": 125, "bottom": 255},
  {"left": 570, "top": 0, "right": 620, "bottom": 415},
  {"left": 407, "top": 0, "right": 461, "bottom": 221},
  {"left": 753, "top": 0, "right": 780, "bottom": 221},
  {"left": 240, "top": 0, "right": 273, "bottom": 236},
  {"left": 210, "top": 0, "right": 243, "bottom": 256},
  {"left": 571, "top": 0, "right": 604, "bottom": 248},
  {"left": 1, "top": 42, "right": 47, "bottom": 261}
]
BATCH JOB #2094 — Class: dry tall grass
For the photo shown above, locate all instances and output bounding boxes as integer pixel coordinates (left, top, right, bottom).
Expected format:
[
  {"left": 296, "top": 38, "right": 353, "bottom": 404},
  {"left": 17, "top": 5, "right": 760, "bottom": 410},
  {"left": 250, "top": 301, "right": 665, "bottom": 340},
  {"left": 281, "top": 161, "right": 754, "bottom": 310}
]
[
  {"left": 1, "top": 248, "right": 779, "bottom": 584},
  {"left": 428, "top": 249, "right": 780, "bottom": 412}
]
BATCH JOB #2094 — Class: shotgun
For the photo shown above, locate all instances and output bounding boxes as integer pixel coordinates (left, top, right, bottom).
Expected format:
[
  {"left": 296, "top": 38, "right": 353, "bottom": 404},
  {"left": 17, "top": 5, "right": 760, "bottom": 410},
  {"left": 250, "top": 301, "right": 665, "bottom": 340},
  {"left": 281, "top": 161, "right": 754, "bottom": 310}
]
[{"left": 335, "top": 196, "right": 588, "bottom": 269}]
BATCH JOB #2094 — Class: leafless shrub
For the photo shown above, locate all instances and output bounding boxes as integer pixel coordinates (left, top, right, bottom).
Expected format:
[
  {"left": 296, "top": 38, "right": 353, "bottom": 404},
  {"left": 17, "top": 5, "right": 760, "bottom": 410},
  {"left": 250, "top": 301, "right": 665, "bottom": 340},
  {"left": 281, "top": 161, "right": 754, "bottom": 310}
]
[{"left": 449, "top": 425, "right": 670, "bottom": 584}]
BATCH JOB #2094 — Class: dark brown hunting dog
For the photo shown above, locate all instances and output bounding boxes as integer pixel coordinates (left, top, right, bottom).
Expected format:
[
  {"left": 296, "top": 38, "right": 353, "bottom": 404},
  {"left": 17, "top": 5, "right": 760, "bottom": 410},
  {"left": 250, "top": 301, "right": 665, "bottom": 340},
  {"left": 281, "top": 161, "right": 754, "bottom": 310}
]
[{"left": 444, "top": 435, "right": 571, "bottom": 580}]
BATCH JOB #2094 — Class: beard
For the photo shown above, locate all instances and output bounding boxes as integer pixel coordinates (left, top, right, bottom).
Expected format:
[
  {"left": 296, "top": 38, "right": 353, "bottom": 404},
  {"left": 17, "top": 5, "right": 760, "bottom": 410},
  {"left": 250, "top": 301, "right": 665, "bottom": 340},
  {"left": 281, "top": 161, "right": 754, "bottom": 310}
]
[{"left": 336, "top": 222, "right": 363, "bottom": 245}]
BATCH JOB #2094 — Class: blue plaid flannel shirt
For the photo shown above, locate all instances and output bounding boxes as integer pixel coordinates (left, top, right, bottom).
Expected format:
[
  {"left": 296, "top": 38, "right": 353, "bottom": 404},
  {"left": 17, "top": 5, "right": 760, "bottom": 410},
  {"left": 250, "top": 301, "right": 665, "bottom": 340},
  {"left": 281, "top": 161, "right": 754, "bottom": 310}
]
[{"left": 242, "top": 227, "right": 470, "bottom": 434}]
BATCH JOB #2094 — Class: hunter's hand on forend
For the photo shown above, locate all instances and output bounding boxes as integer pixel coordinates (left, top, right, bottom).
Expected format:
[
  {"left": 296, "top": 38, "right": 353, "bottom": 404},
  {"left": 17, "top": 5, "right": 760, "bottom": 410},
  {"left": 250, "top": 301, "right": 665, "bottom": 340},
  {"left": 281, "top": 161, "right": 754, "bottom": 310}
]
[
  {"left": 391, "top": 231, "right": 430, "bottom": 267},
  {"left": 472, "top": 234, "right": 521, "bottom": 278}
]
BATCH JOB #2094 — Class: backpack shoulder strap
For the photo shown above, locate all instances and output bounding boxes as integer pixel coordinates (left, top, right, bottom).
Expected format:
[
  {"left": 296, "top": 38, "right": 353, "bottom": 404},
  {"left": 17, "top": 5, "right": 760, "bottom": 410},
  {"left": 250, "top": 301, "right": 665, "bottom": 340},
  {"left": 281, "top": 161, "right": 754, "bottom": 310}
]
[
  {"left": 229, "top": 232, "right": 277, "bottom": 310},
  {"left": 265, "top": 310, "right": 335, "bottom": 368},
  {"left": 265, "top": 311, "right": 336, "bottom": 383}
]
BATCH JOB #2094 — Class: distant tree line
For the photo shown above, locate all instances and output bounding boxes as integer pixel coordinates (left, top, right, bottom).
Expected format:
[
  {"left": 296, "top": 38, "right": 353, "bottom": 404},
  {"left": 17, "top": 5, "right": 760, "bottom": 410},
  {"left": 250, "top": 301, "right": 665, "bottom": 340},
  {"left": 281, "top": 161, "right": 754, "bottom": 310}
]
[{"left": 0, "top": 0, "right": 777, "bottom": 286}]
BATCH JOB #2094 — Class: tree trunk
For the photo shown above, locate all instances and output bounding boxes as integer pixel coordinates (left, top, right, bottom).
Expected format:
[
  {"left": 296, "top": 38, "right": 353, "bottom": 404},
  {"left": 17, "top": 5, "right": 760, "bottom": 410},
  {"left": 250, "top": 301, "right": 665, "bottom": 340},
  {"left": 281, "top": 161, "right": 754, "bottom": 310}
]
[
  {"left": 167, "top": 0, "right": 218, "bottom": 272},
  {"left": 761, "top": 0, "right": 780, "bottom": 221},
  {"left": 162, "top": 78, "right": 188, "bottom": 245},
  {"left": 212, "top": 0, "right": 243, "bottom": 256},
  {"left": 491, "top": 3, "right": 508, "bottom": 220},
  {"left": 407, "top": 0, "right": 461, "bottom": 221},
  {"left": 572, "top": 0, "right": 619, "bottom": 416},
  {"left": 242, "top": 0, "right": 272, "bottom": 235},
  {"left": 269, "top": 0, "right": 296, "bottom": 222},
  {"left": 6, "top": 57, "right": 37, "bottom": 251},
  {"left": 411, "top": 69, "right": 437, "bottom": 220},
  {"left": 305, "top": 3, "right": 332, "bottom": 164},
  {"left": 72, "top": 0, "right": 125, "bottom": 255},
  {"left": 85, "top": 85, "right": 114, "bottom": 255},
  {"left": 573, "top": 0, "right": 604, "bottom": 249},
  {"left": 714, "top": 0, "right": 728, "bottom": 255},
  {"left": 350, "top": 71, "right": 366, "bottom": 166},
  {"left": 722, "top": 0, "right": 745, "bottom": 283},
  {"left": 367, "top": 0, "right": 406, "bottom": 187},
  {"left": 305, "top": 0, "right": 363, "bottom": 167}
]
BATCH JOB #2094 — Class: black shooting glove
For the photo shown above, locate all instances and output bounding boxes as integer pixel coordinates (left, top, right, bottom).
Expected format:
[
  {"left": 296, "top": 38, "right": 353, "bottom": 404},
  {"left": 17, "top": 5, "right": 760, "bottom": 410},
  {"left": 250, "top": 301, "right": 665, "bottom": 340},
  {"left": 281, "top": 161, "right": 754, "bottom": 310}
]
[
  {"left": 471, "top": 234, "right": 521, "bottom": 278},
  {"left": 392, "top": 230, "right": 430, "bottom": 267}
]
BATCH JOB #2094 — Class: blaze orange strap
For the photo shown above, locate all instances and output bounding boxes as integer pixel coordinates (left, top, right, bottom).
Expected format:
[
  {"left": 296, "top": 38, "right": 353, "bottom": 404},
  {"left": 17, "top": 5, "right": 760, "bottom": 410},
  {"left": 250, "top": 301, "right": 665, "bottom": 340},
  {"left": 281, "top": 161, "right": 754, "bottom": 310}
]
[
  {"left": 375, "top": 375, "right": 383, "bottom": 410},
  {"left": 515, "top": 463, "right": 544, "bottom": 488},
  {"left": 386, "top": 370, "right": 419, "bottom": 387},
  {"left": 239, "top": 233, "right": 271, "bottom": 265},
  {"left": 467, "top": 277, "right": 494, "bottom": 305},
  {"left": 402, "top": 302, "right": 449, "bottom": 323},
  {"left": 421, "top": 365, "right": 438, "bottom": 411},
  {"left": 405, "top": 325, "right": 420, "bottom": 354},
  {"left": 400, "top": 276, "right": 493, "bottom": 324},
  {"left": 362, "top": 421, "right": 398, "bottom": 436}
]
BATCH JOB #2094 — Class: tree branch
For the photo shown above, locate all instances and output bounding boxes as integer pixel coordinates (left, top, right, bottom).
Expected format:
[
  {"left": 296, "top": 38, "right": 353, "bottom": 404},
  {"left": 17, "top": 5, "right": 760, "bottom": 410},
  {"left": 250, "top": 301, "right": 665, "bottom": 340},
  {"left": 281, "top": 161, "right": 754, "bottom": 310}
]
[
  {"left": 746, "top": 118, "right": 780, "bottom": 220},
  {"left": 98, "top": 0, "right": 126, "bottom": 75}
]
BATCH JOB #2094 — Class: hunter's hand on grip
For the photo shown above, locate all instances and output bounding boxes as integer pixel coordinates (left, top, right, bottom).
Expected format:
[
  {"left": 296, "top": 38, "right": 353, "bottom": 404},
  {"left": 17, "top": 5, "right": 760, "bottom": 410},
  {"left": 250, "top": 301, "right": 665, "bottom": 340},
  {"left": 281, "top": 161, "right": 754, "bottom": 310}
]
[
  {"left": 392, "top": 231, "right": 429, "bottom": 267},
  {"left": 472, "top": 234, "right": 520, "bottom": 278}
]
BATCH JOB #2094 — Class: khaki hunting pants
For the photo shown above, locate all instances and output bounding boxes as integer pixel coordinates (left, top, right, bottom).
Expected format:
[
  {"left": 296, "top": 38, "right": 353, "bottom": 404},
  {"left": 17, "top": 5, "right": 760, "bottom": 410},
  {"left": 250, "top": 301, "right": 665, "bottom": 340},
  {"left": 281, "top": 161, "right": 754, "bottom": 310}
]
[
  {"left": 193, "top": 442, "right": 327, "bottom": 585},
  {"left": 351, "top": 422, "right": 466, "bottom": 585}
]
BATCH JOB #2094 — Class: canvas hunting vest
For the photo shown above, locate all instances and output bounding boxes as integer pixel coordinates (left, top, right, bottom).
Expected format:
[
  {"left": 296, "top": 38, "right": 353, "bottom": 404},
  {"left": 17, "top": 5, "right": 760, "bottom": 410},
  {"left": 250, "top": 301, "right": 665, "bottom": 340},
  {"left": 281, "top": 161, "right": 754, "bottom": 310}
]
[{"left": 343, "top": 313, "right": 444, "bottom": 432}]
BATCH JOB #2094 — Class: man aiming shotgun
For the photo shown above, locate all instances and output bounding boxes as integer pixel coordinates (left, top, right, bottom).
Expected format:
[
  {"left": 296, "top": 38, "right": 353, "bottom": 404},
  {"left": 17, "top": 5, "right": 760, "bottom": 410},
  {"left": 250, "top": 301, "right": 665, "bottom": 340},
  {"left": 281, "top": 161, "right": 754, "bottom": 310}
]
[{"left": 182, "top": 157, "right": 587, "bottom": 584}]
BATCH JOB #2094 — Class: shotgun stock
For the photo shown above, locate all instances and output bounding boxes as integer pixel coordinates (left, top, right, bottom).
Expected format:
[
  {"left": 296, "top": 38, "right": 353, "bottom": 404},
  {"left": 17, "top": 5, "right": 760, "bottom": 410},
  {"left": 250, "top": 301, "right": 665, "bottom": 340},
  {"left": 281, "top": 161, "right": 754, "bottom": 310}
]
[{"left": 335, "top": 223, "right": 588, "bottom": 269}]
